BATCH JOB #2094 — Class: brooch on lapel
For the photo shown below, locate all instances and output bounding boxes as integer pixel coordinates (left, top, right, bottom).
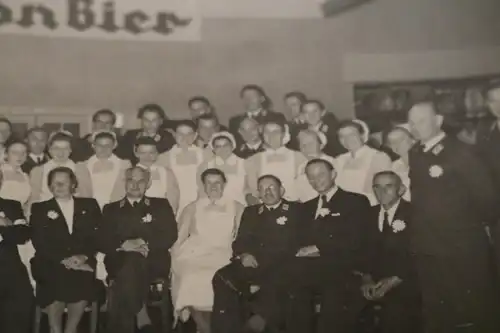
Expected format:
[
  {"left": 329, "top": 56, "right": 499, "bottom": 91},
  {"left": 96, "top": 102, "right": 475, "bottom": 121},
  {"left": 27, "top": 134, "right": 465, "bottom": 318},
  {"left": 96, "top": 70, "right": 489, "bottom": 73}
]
[
  {"left": 47, "top": 210, "right": 59, "bottom": 220},
  {"left": 432, "top": 143, "right": 444, "bottom": 156},
  {"left": 429, "top": 165, "right": 444, "bottom": 178},
  {"left": 81, "top": 210, "right": 87, "bottom": 215},
  {"left": 0, "top": 212, "right": 5, "bottom": 218},
  {"left": 258, "top": 206, "right": 264, "bottom": 215},
  {"left": 392, "top": 220, "right": 406, "bottom": 233},
  {"left": 154, "top": 134, "right": 161, "bottom": 142},
  {"left": 282, "top": 203, "right": 289, "bottom": 211},
  {"left": 145, "top": 198, "right": 150, "bottom": 206},
  {"left": 142, "top": 213, "right": 153, "bottom": 224},
  {"left": 321, "top": 124, "right": 329, "bottom": 133},
  {"left": 276, "top": 216, "right": 287, "bottom": 225}
]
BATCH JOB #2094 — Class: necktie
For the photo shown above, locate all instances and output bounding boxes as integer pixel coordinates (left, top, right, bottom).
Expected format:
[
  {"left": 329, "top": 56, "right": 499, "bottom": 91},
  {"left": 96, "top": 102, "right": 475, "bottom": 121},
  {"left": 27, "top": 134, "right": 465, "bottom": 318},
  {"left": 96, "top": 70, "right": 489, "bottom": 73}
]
[
  {"left": 382, "top": 212, "right": 390, "bottom": 232},
  {"left": 38, "top": 157, "right": 43, "bottom": 164},
  {"left": 321, "top": 195, "right": 329, "bottom": 208},
  {"left": 132, "top": 201, "right": 139, "bottom": 209}
]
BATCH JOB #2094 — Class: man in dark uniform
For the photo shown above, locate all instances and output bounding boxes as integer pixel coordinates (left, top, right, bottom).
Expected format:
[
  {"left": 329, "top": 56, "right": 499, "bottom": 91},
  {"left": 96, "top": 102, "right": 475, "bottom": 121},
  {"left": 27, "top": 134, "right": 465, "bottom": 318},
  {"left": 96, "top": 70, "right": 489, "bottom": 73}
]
[
  {"left": 22, "top": 127, "right": 49, "bottom": 174},
  {"left": 361, "top": 171, "right": 421, "bottom": 333},
  {"left": 99, "top": 166, "right": 178, "bottom": 333},
  {"left": 0, "top": 170, "right": 33, "bottom": 333},
  {"left": 286, "top": 158, "right": 370, "bottom": 333},
  {"left": 229, "top": 85, "right": 286, "bottom": 144},
  {"left": 408, "top": 101, "right": 499, "bottom": 333},
  {"left": 234, "top": 117, "right": 265, "bottom": 159},
  {"left": 116, "top": 104, "right": 175, "bottom": 164},
  {"left": 211, "top": 174, "right": 301, "bottom": 333},
  {"left": 72, "top": 109, "right": 118, "bottom": 162}
]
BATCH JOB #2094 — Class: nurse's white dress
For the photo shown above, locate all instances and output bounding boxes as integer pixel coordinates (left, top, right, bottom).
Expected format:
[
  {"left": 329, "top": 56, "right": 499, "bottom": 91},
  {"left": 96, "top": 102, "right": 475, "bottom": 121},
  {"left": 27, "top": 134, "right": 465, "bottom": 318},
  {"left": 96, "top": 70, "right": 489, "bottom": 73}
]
[
  {"left": 335, "top": 145, "right": 392, "bottom": 205},
  {"left": 157, "top": 145, "right": 210, "bottom": 217},
  {"left": 198, "top": 154, "right": 247, "bottom": 205},
  {"left": 137, "top": 163, "right": 180, "bottom": 213},
  {"left": 392, "top": 158, "right": 411, "bottom": 201},
  {"left": 295, "top": 154, "right": 336, "bottom": 202},
  {"left": 171, "top": 197, "right": 243, "bottom": 319}
]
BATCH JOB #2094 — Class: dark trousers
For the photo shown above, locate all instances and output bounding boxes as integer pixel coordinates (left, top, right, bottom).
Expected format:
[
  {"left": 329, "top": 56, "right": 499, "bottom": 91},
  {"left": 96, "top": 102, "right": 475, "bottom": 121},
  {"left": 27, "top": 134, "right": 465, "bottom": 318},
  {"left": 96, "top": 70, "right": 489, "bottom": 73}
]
[
  {"left": 377, "top": 287, "right": 422, "bottom": 333},
  {"left": 211, "top": 262, "right": 286, "bottom": 333},
  {"left": 0, "top": 268, "right": 34, "bottom": 333},
  {"left": 416, "top": 252, "right": 499, "bottom": 333},
  {"left": 285, "top": 258, "right": 363, "bottom": 333}
]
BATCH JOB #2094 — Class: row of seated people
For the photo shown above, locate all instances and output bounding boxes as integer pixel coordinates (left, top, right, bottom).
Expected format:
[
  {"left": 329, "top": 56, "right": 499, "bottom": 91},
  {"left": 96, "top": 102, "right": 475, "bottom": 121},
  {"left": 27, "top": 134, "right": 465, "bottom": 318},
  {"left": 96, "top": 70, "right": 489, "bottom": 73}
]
[{"left": 0, "top": 162, "right": 419, "bottom": 333}]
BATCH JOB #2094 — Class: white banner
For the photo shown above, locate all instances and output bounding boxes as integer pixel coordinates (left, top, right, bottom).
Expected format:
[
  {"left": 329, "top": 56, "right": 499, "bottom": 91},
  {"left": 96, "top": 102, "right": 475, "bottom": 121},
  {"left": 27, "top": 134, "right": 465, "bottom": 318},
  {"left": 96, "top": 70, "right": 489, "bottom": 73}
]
[{"left": 0, "top": 0, "right": 200, "bottom": 41}]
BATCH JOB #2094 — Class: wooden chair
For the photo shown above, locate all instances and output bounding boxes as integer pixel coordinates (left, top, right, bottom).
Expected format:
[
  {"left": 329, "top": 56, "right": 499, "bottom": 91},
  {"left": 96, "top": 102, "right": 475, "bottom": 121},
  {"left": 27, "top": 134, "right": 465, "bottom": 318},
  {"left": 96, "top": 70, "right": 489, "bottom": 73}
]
[{"left": 33, "top": 301, "right": 99, "bottom": 333}]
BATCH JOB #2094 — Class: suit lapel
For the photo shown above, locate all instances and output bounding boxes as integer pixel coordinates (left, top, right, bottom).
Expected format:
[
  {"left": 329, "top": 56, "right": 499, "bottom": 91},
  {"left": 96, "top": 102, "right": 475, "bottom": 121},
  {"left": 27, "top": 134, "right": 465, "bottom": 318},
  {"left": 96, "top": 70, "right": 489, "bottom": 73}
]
[{"left": 48, "top": 198, "right": 71, "bottom": 235}]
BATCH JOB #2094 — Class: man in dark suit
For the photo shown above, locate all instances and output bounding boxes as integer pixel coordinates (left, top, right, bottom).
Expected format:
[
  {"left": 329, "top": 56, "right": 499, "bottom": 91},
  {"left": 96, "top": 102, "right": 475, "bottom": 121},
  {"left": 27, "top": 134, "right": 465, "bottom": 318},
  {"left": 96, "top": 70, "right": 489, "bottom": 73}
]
[
  {"left": 211, "top": 175, "right": 301, "bottom": 333},
  {"left": 99, "top": 166, "right": 178, "bottom": 333},
  {"left": 234, "top": 117, "right": 265, "bottom": 159},
  {"left": 22, "top": 127, "right": 49, "bottom": 174},
  {"left": 116, "top": 104, "right": 175, "bottom": 164},
  {"left": 0, "top": 171, "right": 33, "bottom": 333},
  {"left": 286, "top": 158, "right": 371, "bottom": 333},
  {"left": 229, "top": 85, "right": 286, "bottom": 144},
  {"left": 408, "top": 101, "right": 499, "bottom": 333},
  {"left": 360, "top": 171, "right": 421, "bottom": 333},
  {"left": 72, "top": 109, "right": 118, "bottom": 162}
]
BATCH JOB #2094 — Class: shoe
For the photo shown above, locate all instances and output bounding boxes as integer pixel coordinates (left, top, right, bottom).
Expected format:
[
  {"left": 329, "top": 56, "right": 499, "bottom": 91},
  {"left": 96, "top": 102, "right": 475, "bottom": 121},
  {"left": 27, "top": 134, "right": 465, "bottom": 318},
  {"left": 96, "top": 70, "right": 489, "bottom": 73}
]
[{"left": 246, "top": 314, "right": 266, "bottom": 332}]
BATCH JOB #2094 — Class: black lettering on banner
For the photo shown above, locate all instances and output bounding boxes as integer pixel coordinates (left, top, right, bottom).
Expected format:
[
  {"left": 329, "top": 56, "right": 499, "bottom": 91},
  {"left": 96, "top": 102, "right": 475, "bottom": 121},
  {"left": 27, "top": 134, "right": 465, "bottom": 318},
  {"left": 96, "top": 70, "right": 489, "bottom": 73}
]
[
  {"left": 0, "top": 2, "right": 13, "bottom": 26},
  {"left": 154, "top": 12, "right": 191, "bottom": 35},
  {"left": 18, "top": 5, "right": 58, "bottom": 29},
  {"left": 124, "top": 11, "right": 149, "bottom": 34},
  {"left": 99, "top": 0, "right": 119, "bottom": 32},
  {"left": 68, "top": 0, "right": 95, "bottom": 31}
]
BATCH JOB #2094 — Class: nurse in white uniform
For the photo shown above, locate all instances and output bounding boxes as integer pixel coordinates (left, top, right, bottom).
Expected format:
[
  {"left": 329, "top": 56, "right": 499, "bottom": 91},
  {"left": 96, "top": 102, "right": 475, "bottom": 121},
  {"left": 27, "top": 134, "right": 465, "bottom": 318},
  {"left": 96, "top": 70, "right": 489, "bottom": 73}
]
[
  {"left": 157, "top": 121, "right": 210, "bottom": 217},
  {"left": 29, "top": 131, "right": 92, "bottom": 205},
  {"left": 197, "top": 132, "right": 248, "bottom": 205},
  {"left": 172, "top": 168, "right": 244, "bottom": 333},
  {"left": 294, "top": 129, "right": 336, "bottom": 202},
  {"left": 135, "top": 136, "right": 180, "bottom": 213},
  {"left": 334, "top": 120, "right": 391, "bottom": 205},
  {"left": 385, "top": 125, "right": 415, "bottom": 201},
  {"left": 246, "top": 120, "right": 305, "bottom": 202},
  {"left": 78, "top": 131, "right": 131, "bottom": 209}
]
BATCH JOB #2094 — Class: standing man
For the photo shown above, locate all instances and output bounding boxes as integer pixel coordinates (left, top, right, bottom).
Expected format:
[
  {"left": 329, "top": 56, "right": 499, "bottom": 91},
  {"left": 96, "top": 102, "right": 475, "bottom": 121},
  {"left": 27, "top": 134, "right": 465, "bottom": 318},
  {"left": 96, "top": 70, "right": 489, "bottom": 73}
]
[
  {"left": 287, "top": 158, "right": 370, "bottom": 333},
  {"left": 0, "top": 170, "right": 33, "bottom": 333},
  {"left": 211, "top": 175, "right": 302, "bottom": 333},
  {"left": 234, "top": 118, "right": 265, "bottom": 159},
  {"left": 22, "top": 127, "right": 49, "bottom": 174},
  {"left": 361, "top": 171, "right": 421, "bottom": 333},
  {"left": 99, "top": 166, "right": 178, "bottom": 333},
  {"left": 116, "top": 104, "right": 175, "bottom": 164},
  {"left": 72, "top": 109, "right": 117, "bottom": 162},
  {"left": 408, "top": 101, "right": 499, "bottom": 333}
]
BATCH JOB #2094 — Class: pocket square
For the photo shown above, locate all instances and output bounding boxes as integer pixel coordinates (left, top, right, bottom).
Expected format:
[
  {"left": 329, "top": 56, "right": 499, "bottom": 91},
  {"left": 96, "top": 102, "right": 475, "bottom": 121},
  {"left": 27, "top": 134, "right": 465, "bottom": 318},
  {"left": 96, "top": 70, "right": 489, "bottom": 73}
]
[{"left": 331, "top": 213, "right": 341, "bottom": 216}]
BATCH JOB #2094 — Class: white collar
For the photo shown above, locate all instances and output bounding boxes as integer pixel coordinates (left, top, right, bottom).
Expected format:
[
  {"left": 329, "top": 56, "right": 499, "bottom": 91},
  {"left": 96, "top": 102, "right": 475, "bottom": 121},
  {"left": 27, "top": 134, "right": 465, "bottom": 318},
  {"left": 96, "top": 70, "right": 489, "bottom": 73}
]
[
  {"left": 173, "top": 144, "right": 197, "bottom": 152},
  {"left": 56, "top": 197, "right": 74, "bottom": 205},
  {"left": 265, "top": 200, "right": 282, "bottom": 210},
  {"left": 265, "top": 146, "right": 287, "bottom": 154},
  {"left": 378, "top": 200, "right": 401, "bottom": 231},
  {"left": 204, "top": 196, "right": 226, "bottom": 207},
  {"left": 127, "top": 197, "right": 143, "bottom": 205},
  {"left": 247, "top": 109, "right": 264, "bottom": 117},
  {"left": 47, "top": 159, "right": 74, "bottom": 168},
  {"left": 137, "top": 162, "right": 157, "bottom": 170},
  {"left": 349, "top": 144, "right": 371, "bottom": 159},
  {"left": 320, "top": 185, "right": 338, "bottom": 203},
  {"left": 30, "top": 152, "right": 45, "bottom": 160},
  {"left": 214, "top": 154, "right": 237, "bottom": 166},
  {"left": 246, "top": 141, "right": 262, "bottom": 150},
  {"left": 422, "top": 132, "right": 446, "bottom": 152}
]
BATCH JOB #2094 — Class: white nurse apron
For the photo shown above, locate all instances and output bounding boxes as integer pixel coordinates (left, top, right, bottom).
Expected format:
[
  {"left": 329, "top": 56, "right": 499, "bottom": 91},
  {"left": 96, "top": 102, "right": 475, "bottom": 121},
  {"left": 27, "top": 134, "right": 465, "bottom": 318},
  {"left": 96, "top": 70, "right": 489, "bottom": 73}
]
[
  {"left": 87, "top": 155, "right": 121, "bottom": 209},
  {"left": 260, "top": 148, "right": 297, "bottom": 201}
]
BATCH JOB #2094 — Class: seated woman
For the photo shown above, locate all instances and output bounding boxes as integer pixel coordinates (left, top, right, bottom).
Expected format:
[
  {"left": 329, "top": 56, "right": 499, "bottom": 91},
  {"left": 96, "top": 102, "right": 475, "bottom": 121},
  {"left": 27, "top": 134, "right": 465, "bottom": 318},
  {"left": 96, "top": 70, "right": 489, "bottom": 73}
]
[
  {"left": 385, "top": 125, "right": 415, "bottom": 201},
  {"left": 157, "top": 121, "right": 211, "bottom": 216},
  {"left": 172, "top": 168, "right": 244, "bottom": 333},
  {"left": 197, "top": 132, "right": 248, "bottom": 205},
  {"left": 294, "top": 130, "right": 336, "bottom": 202},
  {"left": 334, "top": 120, "right": 392, "bottom": 205},
  {"left": 135, "top": 137, "right": 180, "bottom": 213},
  {"left": 30, "top": 167, "right": 101, "bottom": 333},
  {"left": 29, "top": 131, "right": 92, "bottom": 204},
  {"left": 0, "top": 140, "right": 36, "bottom": 289}
]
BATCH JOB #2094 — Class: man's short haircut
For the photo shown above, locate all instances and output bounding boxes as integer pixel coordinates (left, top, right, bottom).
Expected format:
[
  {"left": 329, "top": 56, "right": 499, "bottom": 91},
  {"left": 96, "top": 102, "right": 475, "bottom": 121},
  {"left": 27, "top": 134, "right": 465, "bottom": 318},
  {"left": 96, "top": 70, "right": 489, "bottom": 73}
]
[
  {"left": 188, "top": 96, "right": 211, "bottom": 108},
  {"left": 201, "top": 168, "right": 227, "bottom": 184},
  {"left": 284, "top": 91, "right": 307, "bottom": 103},
  {"left": 262, "top": 119, "right": 286, "bottom": 132},
  {"left": 174, "top": 120, "right": 197, "bottom": 132},
  {"left": 94, "top": 131, "right": 117, "bottom": 143},
  {"left": 302, "top": 99, "right": 326, "bottom": 111},
  {"left": 47, "top": 167, "right": 78, "bottom": 189},
  {"left": 240, "top": 84, "right": 272, "bottom": 109},
  {"left": 257, "top": 174, "right": 282, "bottom": 188},
  {"left": 92, "top": 109, "right": 116, "bottom": 124},
  {"left": 196, "top": 114, "right": 219, "bottom": 127},
  {"left": 337, "top": 120, "right": 366, "bottom": 136},
  {"left": 134, "top": 137, "right": 158, "bottom": 151},
  {"left": 25, "top": 126, "right": 48, "bottom": 139},
  {"left": 137, "top": 103, "right": 167, "bottom": 120},
  {"left": 305, "top": 158, "right": 334, "bottom": 172},
  {"left": 372, "top": 170, "right": 402, "bottom": 186},
  {"left": 409, "top": 99, "right": 439, "bottom": 115},
  {"left": 125, "top": 166, "right": 151, "bottom": 180}
]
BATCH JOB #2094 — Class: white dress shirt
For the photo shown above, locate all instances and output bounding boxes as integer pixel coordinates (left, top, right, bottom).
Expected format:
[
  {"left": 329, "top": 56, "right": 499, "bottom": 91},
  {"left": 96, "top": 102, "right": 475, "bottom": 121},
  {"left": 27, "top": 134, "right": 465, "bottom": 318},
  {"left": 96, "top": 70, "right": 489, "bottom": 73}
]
[
  {"left": 422, "top": 132, "right": 446, "bottom": 153},
  {"left": 56, "top": 198, "right": 75, "bottom": 234},
  {"left": 378, "top": 200, "right": 400, "bottom": 232},
  {"left": 315, "top": 186, "right": 338, "bottom": 218},
  {"left": 29, "top": 153, "right": 45, "bottom": 164},
  {"left": 264, "top": 200, "right": 282, "bottom": 211}
]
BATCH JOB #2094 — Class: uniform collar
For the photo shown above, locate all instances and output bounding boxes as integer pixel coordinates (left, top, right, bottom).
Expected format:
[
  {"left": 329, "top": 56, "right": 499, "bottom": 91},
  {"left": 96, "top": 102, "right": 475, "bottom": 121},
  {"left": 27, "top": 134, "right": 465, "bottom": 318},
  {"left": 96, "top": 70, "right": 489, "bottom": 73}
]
[{"left": 422, "top": 132, "right": 446, "bottom": 153}]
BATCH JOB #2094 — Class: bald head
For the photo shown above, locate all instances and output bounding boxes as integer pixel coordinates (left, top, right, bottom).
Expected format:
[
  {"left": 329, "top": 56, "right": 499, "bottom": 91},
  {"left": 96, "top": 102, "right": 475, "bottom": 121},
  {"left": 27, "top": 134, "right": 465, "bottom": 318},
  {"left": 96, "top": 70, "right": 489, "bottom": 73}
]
[{"left": 408, "top": 102, "right": 443, "bottom": 143}]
